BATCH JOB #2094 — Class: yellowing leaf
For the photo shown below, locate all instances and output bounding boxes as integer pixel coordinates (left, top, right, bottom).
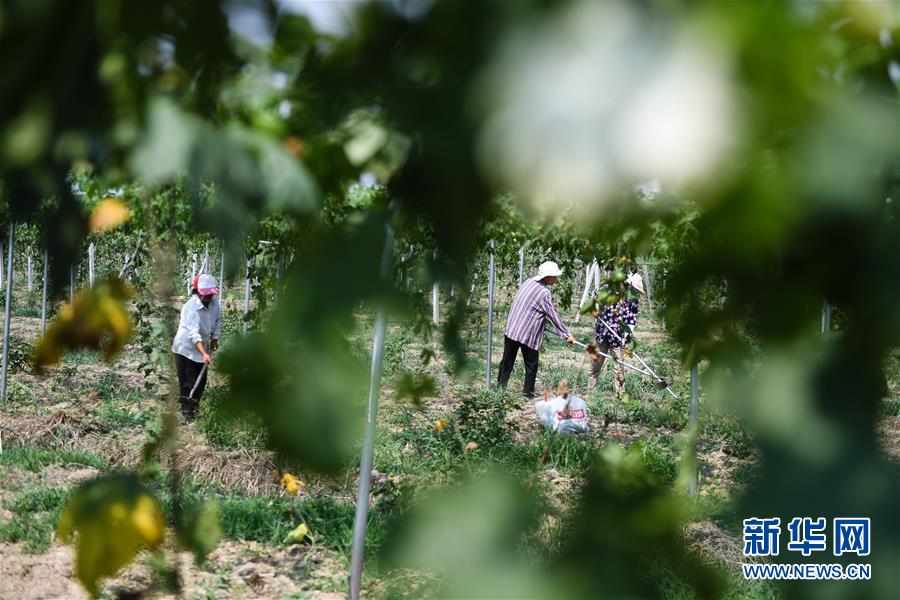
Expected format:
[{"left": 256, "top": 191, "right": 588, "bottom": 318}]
[
  {"left": 464, "top": 441, "right": 479, "bottom": 454},
  {"left": 57, "top": 475, "right": 165, "bottom": 595},
  {"left": 281, "top": 472, "right": 304, "bottom": 495},
  {"left": 33, "top": 279, "right": 134, "bottom": 371},
  {"left": 89, "top": 198, "right": 130, "bottom": 232},
  {"left": 284, "top": 523, "right": 309, "bottom": 544},
  {"left": 433, "top": 419, "right": 448, "bottom": 434}
]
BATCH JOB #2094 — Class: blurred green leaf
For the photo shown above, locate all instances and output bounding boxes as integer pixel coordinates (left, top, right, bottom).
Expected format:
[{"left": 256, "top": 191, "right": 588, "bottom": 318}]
[
  {"left": 57, "top": 474, "right": 165, "bottom": 595},
  {"left": 176, "top": 499, "right": 222, "bottom": 565}
]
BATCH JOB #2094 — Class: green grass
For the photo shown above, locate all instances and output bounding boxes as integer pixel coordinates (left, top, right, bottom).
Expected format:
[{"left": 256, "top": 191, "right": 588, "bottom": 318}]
[
  {"left": 61, "top": 349, "right": 105, "bottom": 365},
  {"left": 198, "top": 386, "right": 266, "bottom": 450},
  {"left": 0, "top": 486, "right": 71, "bottom": 553},
  {"left": 205, "top": 493, "right": 397, "bottom": 557},
  {"left": 0, "top": 443, "right": 107, "bottom": 472}
]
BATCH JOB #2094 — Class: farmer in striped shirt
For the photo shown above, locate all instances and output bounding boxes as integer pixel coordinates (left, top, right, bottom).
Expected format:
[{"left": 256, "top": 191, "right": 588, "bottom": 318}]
[{"left": 498, "top": 261, "right": 575, "bottom": 398}]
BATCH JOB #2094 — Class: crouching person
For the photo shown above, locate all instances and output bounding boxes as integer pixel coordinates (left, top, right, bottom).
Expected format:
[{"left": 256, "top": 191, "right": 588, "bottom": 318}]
[{"left": 172, "top": 273, "right": 221, "bottom": 420}]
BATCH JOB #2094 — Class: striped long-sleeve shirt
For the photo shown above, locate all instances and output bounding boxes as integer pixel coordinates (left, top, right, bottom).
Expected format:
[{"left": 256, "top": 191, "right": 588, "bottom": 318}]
[{"left": 504, "top": 278, "right": 571, "bottom": 351}]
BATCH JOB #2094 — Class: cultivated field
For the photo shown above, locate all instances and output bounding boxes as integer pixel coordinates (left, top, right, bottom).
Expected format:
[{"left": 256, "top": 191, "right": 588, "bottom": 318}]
[{"left": 2, "top": 286, "right": 898, "bottom": 599}]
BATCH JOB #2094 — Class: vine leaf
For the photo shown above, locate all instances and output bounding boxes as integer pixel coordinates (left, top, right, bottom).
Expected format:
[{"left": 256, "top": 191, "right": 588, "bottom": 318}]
[
  {"left": 57, "top": 474, "right": 165, "bottom": 595},
  {"left": 33, "top": 279, "right": 133, "bottom": 371}
]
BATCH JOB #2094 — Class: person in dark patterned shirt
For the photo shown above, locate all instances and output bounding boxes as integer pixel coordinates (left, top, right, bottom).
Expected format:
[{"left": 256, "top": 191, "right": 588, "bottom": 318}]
[{"left": 588, "top": 272, "right": 645, "bottom": 400}]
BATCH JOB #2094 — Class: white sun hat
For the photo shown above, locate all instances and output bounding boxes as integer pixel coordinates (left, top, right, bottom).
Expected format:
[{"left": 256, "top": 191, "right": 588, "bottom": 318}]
[
  {"left": 626, "top": 271, "right": 645, "bottom": 294},
  {"left": 533, "top": 261, "right": 564, "bottom": 281}
]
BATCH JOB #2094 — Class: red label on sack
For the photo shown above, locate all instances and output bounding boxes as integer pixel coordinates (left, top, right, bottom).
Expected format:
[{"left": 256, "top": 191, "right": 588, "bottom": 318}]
[{"left": 558, "top": 408, "right": 586, "bottom": 419}]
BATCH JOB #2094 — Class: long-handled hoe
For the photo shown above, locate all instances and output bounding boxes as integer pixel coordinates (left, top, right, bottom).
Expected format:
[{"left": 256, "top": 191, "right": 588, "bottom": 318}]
[{"left": 596, "top": 318, "right": 678, "bottom": 399}]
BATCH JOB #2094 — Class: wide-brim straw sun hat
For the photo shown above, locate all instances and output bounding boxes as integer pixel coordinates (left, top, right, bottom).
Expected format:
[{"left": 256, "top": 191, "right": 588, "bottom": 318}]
[
  {"left": 626, "top": 272, "right": 645, "bottom": 294},
  {"left": 533, "top": 261, "right": 564, "bottom": 280}
]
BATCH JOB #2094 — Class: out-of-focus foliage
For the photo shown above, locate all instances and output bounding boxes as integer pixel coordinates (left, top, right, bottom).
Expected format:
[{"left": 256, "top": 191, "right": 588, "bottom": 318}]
[
  {"left": 33, "top": 279, "right": 133, "bottom": 370},
  {"left": 387, "top": 473, "right": 551, "bottom": 598},
  {"left": 176, "top": 499, "right": 222, "bottom": 565},
  {"left": 88, "top": 197, "right": 130, "bottom": 232},
  {"left": 57, "top": 475, "right": 165, "bottom": 594},
  {"left": 217, "top": 211, "right": 396, "bottom": 472},
  {"left": 555, "top": 443, "right": 721, "bottom": 598}
]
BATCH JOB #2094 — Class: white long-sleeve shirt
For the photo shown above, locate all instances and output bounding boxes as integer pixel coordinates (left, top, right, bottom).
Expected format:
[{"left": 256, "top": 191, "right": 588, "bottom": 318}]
[{"left": 171, "top": 295, "right": 221, "bottom": 362}]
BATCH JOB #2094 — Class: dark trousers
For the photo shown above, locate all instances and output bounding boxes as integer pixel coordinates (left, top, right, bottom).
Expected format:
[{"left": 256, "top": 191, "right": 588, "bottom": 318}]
[
  {"left": 497, "top": 336, "right": 540, "bottom": 398},
  {"left": 174, "top": 353, "right": 208, "bottom": 419}
]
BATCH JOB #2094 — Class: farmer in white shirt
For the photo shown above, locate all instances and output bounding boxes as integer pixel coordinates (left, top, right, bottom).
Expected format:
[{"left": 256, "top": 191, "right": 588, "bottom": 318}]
[{"left": 172, "top": 273, "right": 221, "bottom": 420}]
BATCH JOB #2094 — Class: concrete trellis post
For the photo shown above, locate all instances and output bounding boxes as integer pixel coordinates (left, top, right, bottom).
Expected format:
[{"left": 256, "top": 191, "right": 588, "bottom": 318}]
[
  {"left": 188, "top": 253, "right": 197, "bottom": 294},
  {"left": 201, "top": 242, "right": 209, "bottom": 274},
  {"left": 274, "top": 256, "right": 283, "bottom": 306},
  {"left": 570, "top": 260, "right": 581, "bottom": 311},
  {"left": 40, "top": 247, "right": 48, "bottom": 335},
  {"left": 69, "top": 264, "right": 74, "bottom": 303},
  {"left": 517, "top": 244, "right": 525, "bottom": 286},
  {"left": 576, "top": 260, "right": 599, "bottom": 322},
  {"left": 1, "top": 224, "right": 15, "bottom": 401},
  {"left": 688, "top": 363, "right": 700, "bottom": 496},
  {"left": 431, "top": 250, "right": 439, "bottom": 325},
  {"left": 119, "top": 231, "right": 143, "bottom": 280},
  {"left": 821, "top": 302, "right": 832, "bottom": 334},
  {"left": 87, "top": 242, "right": 95, "bottom": 288},
  {"left": 349, "top": 217, "right": 395, "bottom": 600},
  {"left": 485, "top": 240, "right": 496, "bottom": 387},
  {"left": 27, "top": 252, "right": 33, "bottom": 293},
  {"left": 219, "top": 246, "right": 225, "bottom": 295},
  {"left": 243, "top": 257, "right": 252, "bottom": 335},
  {"left": 642, "top": 262, "right": 654, "bottom": 310}
]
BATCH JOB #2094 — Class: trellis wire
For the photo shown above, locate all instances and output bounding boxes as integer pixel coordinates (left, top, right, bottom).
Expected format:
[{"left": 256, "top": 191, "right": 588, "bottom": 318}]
[
  {"left": 1, "top": 224, "right": 14, "bottom": 401},
  {"left": 40, "top": 246, "right": 48, "bottom": 335},
  {"left": 349, "top": 217, "right": 395, "bottom": 600},
  {"left": 485, "top": 240, "right": 495, "bottom": 387}
]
